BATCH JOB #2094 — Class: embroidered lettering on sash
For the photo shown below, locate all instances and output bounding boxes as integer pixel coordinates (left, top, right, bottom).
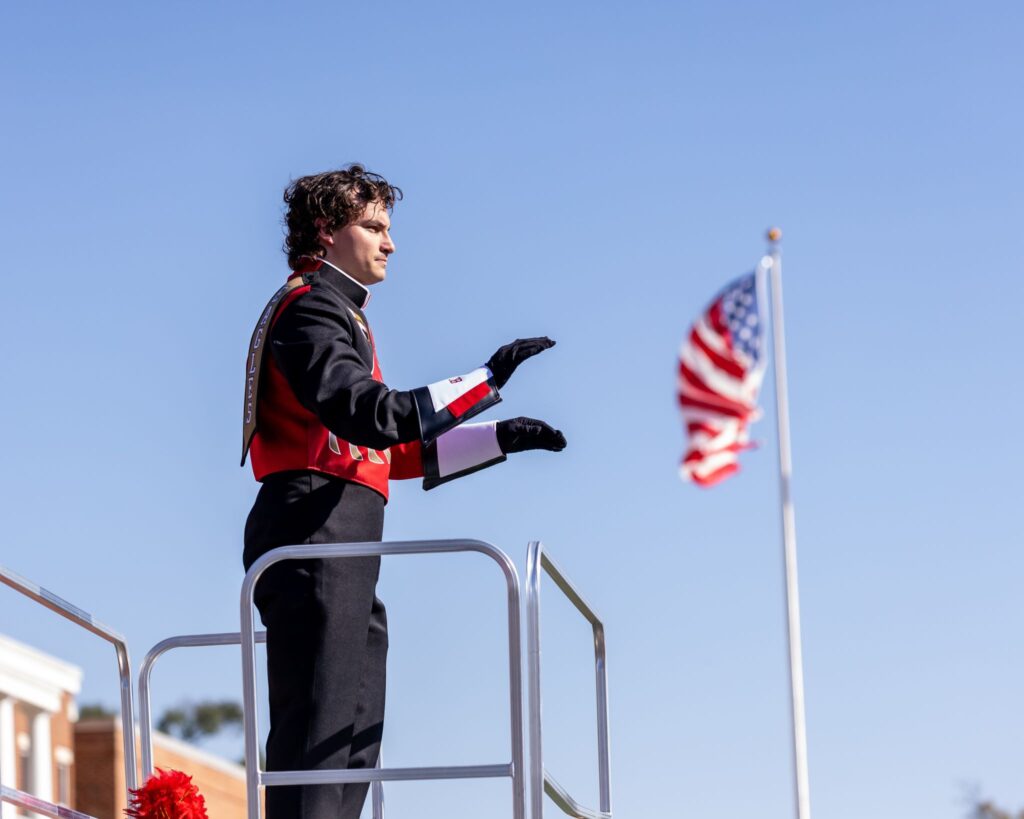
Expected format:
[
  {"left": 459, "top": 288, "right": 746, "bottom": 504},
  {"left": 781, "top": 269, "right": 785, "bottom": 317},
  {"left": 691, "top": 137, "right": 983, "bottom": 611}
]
[{"left": 240, "top": 274, "right": 309, "bottom": 466}]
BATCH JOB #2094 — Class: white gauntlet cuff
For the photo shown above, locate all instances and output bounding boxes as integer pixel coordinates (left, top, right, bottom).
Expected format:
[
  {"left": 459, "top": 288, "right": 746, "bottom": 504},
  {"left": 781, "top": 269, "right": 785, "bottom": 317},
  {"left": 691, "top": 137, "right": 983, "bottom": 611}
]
[{"left": 422, "top": 421, "right": 507, "bottom": 490}]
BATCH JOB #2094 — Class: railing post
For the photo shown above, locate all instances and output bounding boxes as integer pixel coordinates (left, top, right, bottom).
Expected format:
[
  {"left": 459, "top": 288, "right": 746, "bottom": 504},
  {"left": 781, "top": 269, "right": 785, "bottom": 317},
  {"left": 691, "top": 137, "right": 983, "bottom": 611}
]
[
  {"left": 525, "top": 542, "right": 612, "bottom": 819},
  {"left": 526, "top": 541, "right": 545, "bottom": 819}
]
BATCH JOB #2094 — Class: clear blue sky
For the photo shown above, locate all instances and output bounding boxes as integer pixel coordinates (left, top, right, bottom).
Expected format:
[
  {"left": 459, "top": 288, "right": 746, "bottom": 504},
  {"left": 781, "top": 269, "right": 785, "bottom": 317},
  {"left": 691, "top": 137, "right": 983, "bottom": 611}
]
[{"left": 1, "top": 2, "right": 1022, "bottom": 817}]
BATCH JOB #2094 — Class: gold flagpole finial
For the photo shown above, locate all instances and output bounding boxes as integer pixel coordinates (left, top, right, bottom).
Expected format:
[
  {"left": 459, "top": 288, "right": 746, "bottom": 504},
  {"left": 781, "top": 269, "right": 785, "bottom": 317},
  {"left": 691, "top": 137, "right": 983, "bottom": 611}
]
[{"left": 767, "top": 226, "right": 783, "bottom": 244}]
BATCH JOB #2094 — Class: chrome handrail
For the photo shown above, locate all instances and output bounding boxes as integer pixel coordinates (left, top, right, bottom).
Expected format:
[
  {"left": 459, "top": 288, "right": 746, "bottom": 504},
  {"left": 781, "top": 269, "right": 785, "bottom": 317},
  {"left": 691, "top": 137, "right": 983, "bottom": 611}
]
[
  {"left": 526, "top": 541, "right": 612, "bottom": 819},
  {"left": 0, "top": 564, "right": 138, "bottom": 796},
  {"left": 239, "top": 539, "right": 526, "bottom": 819},
  {"left": 0, "top": 785, "right": 98, "bottom": 819},
  {"left": 138, "top": 629, "right": 388, "bottom": 817},
  {"left": 138, "top": 631, "right": 267, "bottom": 778}
]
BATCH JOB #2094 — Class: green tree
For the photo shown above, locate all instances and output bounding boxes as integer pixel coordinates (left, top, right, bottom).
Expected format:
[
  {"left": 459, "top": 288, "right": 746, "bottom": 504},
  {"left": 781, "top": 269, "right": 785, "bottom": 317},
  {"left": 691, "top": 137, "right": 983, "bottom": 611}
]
[
  {"left": 156, "top": 700, "right": 243, "bottom": 742},
  {"left": 78, "top": 702, "right": 117, "bottom": 719}
]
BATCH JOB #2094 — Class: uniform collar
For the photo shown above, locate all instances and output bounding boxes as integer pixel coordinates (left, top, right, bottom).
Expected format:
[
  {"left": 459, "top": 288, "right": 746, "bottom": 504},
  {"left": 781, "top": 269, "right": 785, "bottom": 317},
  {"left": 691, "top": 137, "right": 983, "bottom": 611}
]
[{"left": 292, "top": 257, "right": 372, "bottom": 309}]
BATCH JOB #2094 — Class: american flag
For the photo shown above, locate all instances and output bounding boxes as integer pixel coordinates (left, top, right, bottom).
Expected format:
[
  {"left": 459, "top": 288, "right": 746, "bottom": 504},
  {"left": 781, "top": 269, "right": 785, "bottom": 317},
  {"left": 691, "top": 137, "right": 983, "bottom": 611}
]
[{"left": 678, "top": 272, "right": 766, "bottom": 486}]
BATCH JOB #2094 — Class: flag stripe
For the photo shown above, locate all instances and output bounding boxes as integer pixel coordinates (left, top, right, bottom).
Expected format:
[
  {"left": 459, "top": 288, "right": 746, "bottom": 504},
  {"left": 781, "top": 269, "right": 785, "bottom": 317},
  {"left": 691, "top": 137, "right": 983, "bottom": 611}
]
[
  {"left": 689, "top": 327, "right": 745, "bottom": 378},
  {"left": 679, "top": 353, "right": 750, "bottom": 405},
  {"left": 683, "top": 440, "right": 748, "bottom": 464},
  {"left": 686, "top": 423, "right": 747, "bottom": 452},
  {"left": 708, "top": 303, "right": 731, "bottom": 342},
  {"left": 693, "top": 315, "right": 731, "bottom": 357},
  {"left": 678, "top": 389, "right": 749, "bottom": 419},
  {"left": 688, "top": 461, "right": 739, "bottom": 487}
]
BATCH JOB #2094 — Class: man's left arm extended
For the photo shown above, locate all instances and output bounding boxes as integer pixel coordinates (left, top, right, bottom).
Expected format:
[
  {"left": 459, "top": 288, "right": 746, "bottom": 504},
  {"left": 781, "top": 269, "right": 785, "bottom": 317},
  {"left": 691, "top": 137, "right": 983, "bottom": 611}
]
[{"left": 390, "top": 417, "right": 567, "bottom": 490}]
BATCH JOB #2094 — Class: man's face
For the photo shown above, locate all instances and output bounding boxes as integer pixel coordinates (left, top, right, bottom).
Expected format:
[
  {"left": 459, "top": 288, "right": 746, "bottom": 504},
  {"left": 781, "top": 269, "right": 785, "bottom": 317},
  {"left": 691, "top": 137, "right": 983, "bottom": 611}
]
[{"left": 318, "top": 200, "right": 395, "bottom": 285}]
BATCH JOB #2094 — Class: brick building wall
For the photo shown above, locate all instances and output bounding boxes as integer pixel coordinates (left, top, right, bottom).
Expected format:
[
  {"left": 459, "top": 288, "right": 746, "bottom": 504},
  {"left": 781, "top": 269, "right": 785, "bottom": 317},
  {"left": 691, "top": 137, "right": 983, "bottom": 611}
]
[
  {"left": 72, "top": 721, "right": 119, "bottom": 819},
  {"left": 74, "top": 719, "right": 247, "bottom": 819}
]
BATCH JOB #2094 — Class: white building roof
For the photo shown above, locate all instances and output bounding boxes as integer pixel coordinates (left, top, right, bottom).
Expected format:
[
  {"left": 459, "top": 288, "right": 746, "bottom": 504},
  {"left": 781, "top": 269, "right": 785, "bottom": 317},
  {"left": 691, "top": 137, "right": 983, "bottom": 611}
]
[{"left": 0, "top": 633, "right": 83, "bottom": 713}]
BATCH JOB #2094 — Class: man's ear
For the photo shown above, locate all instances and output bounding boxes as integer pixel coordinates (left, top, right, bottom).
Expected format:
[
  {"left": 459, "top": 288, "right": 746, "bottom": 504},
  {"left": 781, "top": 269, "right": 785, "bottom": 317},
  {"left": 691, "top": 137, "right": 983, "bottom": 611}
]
[{"left": 315, "top": 218, "right": 334, "bottom": 247}]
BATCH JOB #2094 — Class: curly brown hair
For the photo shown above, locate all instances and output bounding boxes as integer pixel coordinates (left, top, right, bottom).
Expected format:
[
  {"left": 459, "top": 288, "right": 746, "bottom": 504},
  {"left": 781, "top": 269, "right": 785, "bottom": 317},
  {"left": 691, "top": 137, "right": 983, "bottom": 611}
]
[{"left": 283, "top": 164, "right": 403, "bottom": 269}]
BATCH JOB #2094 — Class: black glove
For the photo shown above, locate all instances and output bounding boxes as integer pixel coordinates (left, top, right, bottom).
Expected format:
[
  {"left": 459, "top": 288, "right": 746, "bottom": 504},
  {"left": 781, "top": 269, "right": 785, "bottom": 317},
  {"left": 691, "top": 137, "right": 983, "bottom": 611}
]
[
  {"left": 486, "top": 337, "right": 555, "bottom": 389},
  {"left": 496, "top": 417, "right": 567, "bottom": 454}
]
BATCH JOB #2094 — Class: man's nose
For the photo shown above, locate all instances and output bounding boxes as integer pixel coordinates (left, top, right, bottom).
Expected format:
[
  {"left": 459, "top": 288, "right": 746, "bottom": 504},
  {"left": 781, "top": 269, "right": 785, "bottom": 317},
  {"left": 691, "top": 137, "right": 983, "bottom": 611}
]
[{"left": 382, "top": 231, "right": 396, "bottom": 254}]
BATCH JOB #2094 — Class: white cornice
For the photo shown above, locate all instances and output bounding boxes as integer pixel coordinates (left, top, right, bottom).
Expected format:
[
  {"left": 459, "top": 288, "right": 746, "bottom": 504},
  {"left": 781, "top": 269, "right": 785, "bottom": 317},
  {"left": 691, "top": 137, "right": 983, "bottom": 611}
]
[{"left": 0, "top": 634, "right": 82, "bottom": 713}]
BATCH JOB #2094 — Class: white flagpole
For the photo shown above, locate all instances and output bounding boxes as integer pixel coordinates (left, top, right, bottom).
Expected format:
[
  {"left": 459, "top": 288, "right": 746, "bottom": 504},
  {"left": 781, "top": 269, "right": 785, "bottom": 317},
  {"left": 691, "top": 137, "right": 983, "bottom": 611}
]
[{"left": 763, "top": 227, "right": 812, "bottom": 819}]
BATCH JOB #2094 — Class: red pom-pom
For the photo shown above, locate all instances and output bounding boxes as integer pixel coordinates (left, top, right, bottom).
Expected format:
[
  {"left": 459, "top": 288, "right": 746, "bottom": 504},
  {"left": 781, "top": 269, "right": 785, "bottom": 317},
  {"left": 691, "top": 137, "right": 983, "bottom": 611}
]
[{"left": 125, "top": 769, "right": 209, "bottom": 819}]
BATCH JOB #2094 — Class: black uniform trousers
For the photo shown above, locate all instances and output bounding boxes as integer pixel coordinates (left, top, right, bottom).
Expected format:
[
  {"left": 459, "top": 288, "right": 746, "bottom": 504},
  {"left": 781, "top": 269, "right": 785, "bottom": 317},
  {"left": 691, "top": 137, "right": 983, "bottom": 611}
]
[{"left": 244, "top": 471, "right": 388, "bottom": 819}]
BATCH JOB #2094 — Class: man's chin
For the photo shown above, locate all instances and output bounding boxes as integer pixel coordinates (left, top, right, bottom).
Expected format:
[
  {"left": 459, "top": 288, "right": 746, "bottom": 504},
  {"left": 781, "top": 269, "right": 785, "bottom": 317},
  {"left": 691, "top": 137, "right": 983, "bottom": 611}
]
[{"left": 351, "top": 269, "right": 386, "bottom": 286}]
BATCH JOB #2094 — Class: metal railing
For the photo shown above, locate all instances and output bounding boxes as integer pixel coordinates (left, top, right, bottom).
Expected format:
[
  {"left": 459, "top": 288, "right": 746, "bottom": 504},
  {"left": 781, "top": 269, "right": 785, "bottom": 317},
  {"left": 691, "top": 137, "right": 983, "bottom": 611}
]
[
  {"left": 137, "top": 631, "right": 387, "bottom": 819},
  {"left": 0, "top": 785, "right": 97, "bottom": 819},
  {"left": 138, "top": 631, "right": 266, "bottom": 778},
  {"left": 526, "top": 541, "right": 611, "bottom": 819},
  {"left": 240, "top": 539, "right": 527, "bottom": 819},
  {"left": 2, "top": 539, "right": 612, "bottom": 819},
  {"left": 0, "top": 565, "right": 138, "bottom": 801}
]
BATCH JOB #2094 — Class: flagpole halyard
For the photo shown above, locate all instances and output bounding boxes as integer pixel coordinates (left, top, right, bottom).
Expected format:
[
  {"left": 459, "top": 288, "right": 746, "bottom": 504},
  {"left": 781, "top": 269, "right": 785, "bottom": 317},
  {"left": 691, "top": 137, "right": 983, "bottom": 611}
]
[{"left": 765, "top": 227, "right": 812, "bottom": 819}]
